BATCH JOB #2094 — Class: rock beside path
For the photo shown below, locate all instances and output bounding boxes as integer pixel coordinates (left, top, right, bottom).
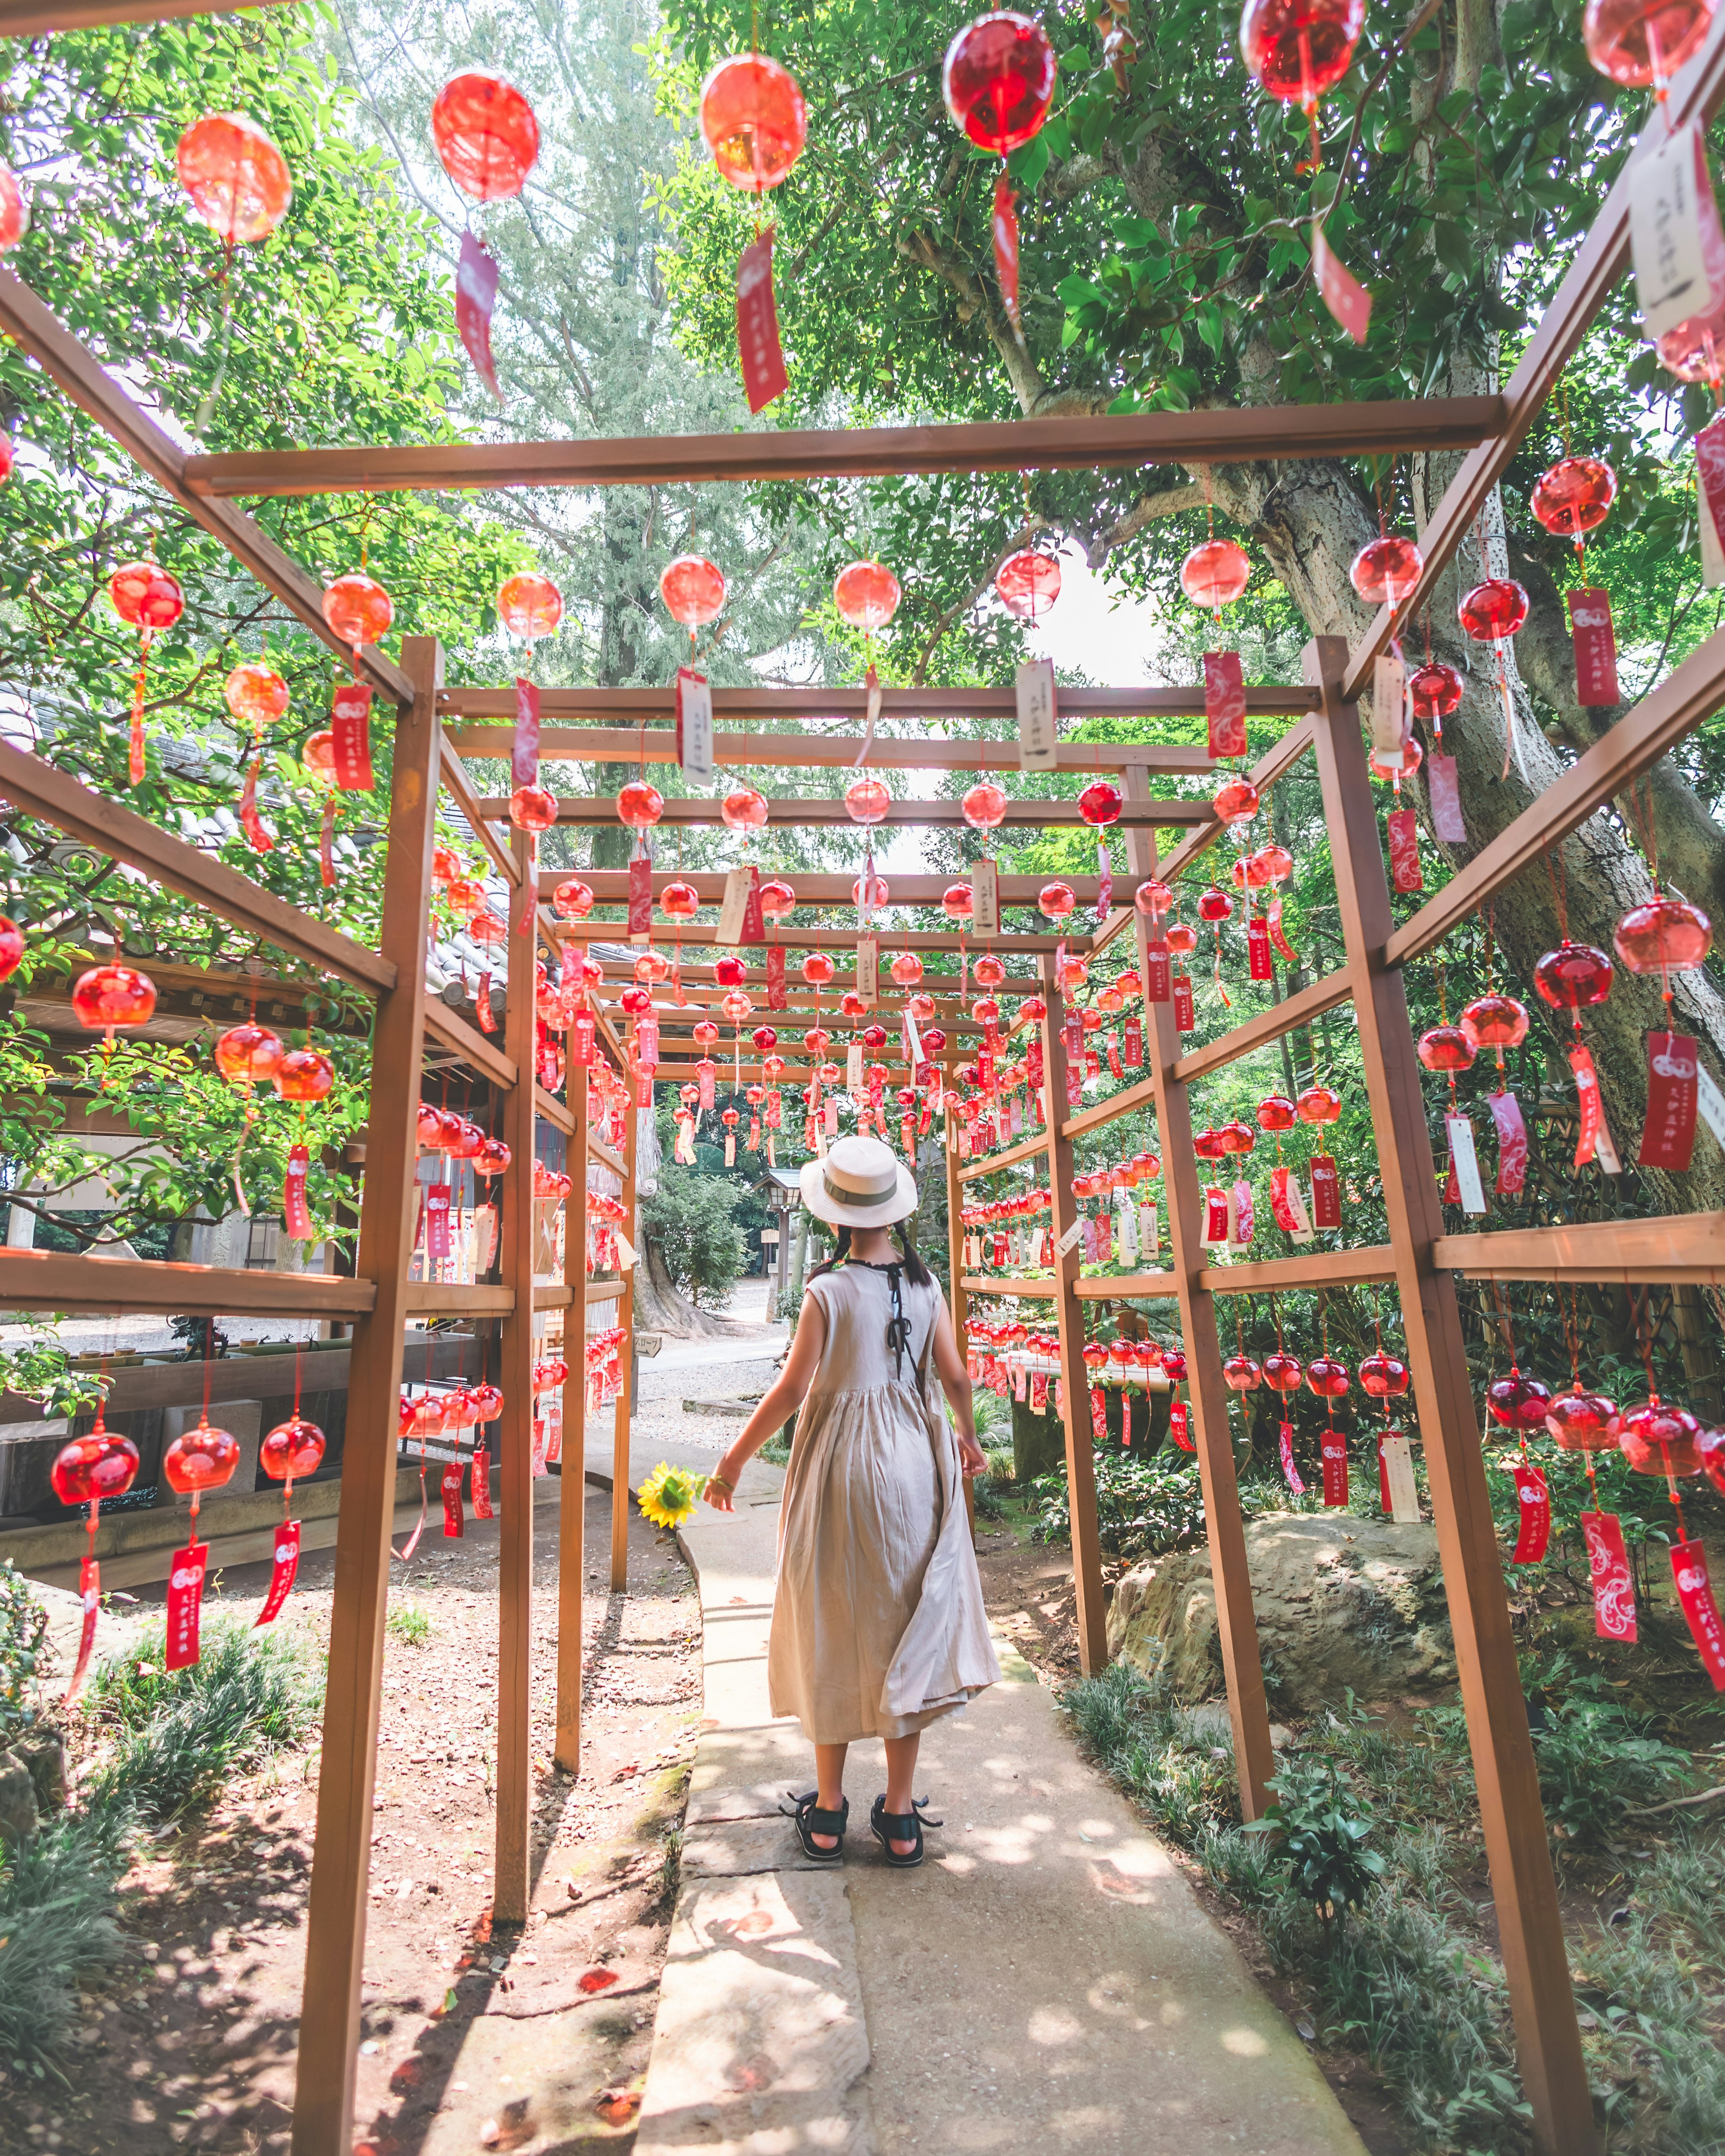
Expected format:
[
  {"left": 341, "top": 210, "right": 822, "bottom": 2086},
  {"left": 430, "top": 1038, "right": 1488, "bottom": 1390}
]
[{"left": 1107, "top": 1511, "right": 1455, "bottom": 1712}]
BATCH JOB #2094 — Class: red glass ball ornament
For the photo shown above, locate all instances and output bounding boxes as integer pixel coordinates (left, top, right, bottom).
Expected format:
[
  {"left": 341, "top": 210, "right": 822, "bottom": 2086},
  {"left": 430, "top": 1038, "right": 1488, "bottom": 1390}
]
[
  {"left": 110, "top": 560, "right": 184, "bottom": 631},
  {"left": 444, "top": 875, "right": 487, "bottom": 919},
  {"left": 1458, "top": 578, "right": 1529, "bottom": 641},
  {"left": 1212, "top": 777, "right": 1261, "bottom": 826},
  {"left": 833, "top": 560, "right": 902, "bottom": 630},
  {"left": 176, "top": 113, "right": 292, "bottom": 243},
  {"left": 1700, "top": 1426, "right": 1725, "bottom": 1498},
  {"left": 432, "top": 845, "right": 460, "bottom": 885},
  {"left": 1296, "top": 1084, "right": 1342, "bottom": 1123},
  {"left": 840, "top": 992, "right": 868, "bottom": 1020},
  {"left": 803, "top": 1026, "right": 832, "bottom": 1054},
  {"left": 1232, "top": 851, "right": 1273, "bottom": 892},
  {"left": 431, "top": 74, "right": 540, "bottom": 199},
  {"left": 274, "top": 1046, "right": 334, "bottom": 1102},
  {"left": 303, "top": 730, "right": 338, "bottom": 782},
  {"left": 1350, "top": 535, "right": 1424, "bottom": 607},
  {"left": 0, "top": 917, "right": 22, "bottom": 985},
  {"left": 1409, "top": 660, "right": 1463, "bottom": 722},
  {"left": 972, "top": 953, "right": 1007, "bottom": 988},
  {"left": 1306, "top": 1357, "right": 1350, "bottom": 1398},
  {"left": 1262, "top": 1352, "right": 1304, "bottom": 1394},
  {"left": 1655, "top": 310, "right": 1725, "bottom": 385},
  {"left": 553, "top": 877, "right": 595, "bottom": 920},
  {"left": 51, "top": 1428, "right": 140, "bottom": 1507},
  {"left": 1486, "top": 1372, "right": 1554, "bottom": 1430},
  {"left": 509, "top": 782, "right": 558, "bottom": 832},
  {"left": 1533, "top": 939, "right": 1614, "bottom": 1012},
  {"left": 802, "top": 953, "right": 836, "bottom": 986},
  {"left": 660, "top": 554, "right": 726, "bottom": 627},
  {"left": 713, "top": 955, "right": 748, "bottom": 989},
  {"left": 972, "top": 997, "right": 1002, "bottom": 1028},
  {"left": 214, "top": 1021, "right": 284, "bottom": 1084},
  {"left": 498, "top": 572, "right": 562, "bottom": 639},
  {"left": 1370, "top": 733, "right": 1423, "bottom": 784},
  {"left": 1614, "top": 1397, "right": 1704, "bottom": 1475},
  {"left": 618, "top": 779, "right": 665, "bottom": 829},
  {"left": 1257, "top": 1094, "right": 1296, "bottom": 1132},
  {"left": 751, "top": 1026, "right": 779, "bottom": 1056},
  {"left": 759, "top": 877, "right": 796, "bottom": 920},
  {"left": 1161, "top": 1350, "right": 1188, "bottom": 1385},
  {"left": 1179, "top": 538, "right": 1251, "bottom": 611},
  {"left": 1256, "top": 842, "right": 1295, "bottom": 885},
  {"left": 942, "top": 12, "right": 1058, "bottom": 154},
  {"left": 845, "top": 775, "right": 892, "bottom": 826},
  {"left": 0, "top": 164, "right": 24, "bottom": 252},
  {"left": 721, "top": 786, "right": 769, "bottom": 832},
  {"left": 699, "top": 54, "right": 808, "bottom": 191},
  {"left": 1531, "top": 456, "right": 1617, "bottom": 540},
  {"left": 1241, "top": 0, "right": 1366, "bottom": 103},
  {"left": 1193, "top": 1127, "right": 1227, "bottom": 1160},
  {"left": 1417, "top": 1023, "right": 1475, "bottom": 1072},
  {"left": 1219, "top": 1119, "right": 1256, "bottom": 1154},
  {"left": 261, "top": 1414, "right": 325, "bottom": 1481},
  {"left": 72, "top": 964, "right": 155, "bottom": 1030},
  {"left": 633, "top": 947, "right": 670, "bottom": 984},
  {"left": 1460, "top": 992, "right": 1529, "bottom": 1054},
  {"left": 692, "top": 1020, "right": 720, "bottom": 1048},
  {"left": 322, "top": 573, "right": 393, "bottom": 650},
  {"left": 996, "top": 549, "right": 1063, "bottom": 621},
  {"left": 224, "top": 662, "right": 289, "bottom": 727},
  {"left": 1164, "top": 921, "right": 1198, "bottom": 957},
  {"left": 1613, "top": 894, "right": 1713, "bottom": 974},
  {"left": 416, "top": 1102, "right": 452, "bottom": 1151},
  {"left": 1358, "top": 1352, "right": 1410, "bottom": 1398},
  {"left": 1135, "top": 878, "right": 1173, "bottom": 918},
  {"left": 721, "top": 991, "right": 754, "bottom": 1023},
  {"left": 890, "top": 952, "right": 924, "bottom": 987},
  {"left": 1224, "top": 1355, "right": 1264, "bottom": 1392},
  {"left": 469, "top": 910, "right": 507, "bottom": 946},
  {"left": 1546, "top": 1386, "right": 1617, "bottom": 1451},
  {"left": 475, "top": 1136, "right": 511, "bottom": 1176},
  {"left": 961, "top": 780, "right": 1008, "bottom": 831},
  {"left": 1039, "top": 881, "right": 1075, "bottom": 920},
  {"left": 942, "top": 881, "right": 974, "bottom": 922},
  {"left": 922, "top": 1026, "right": 948, "bottom": 1053},
  {"left": 853, "top": 872, "right": 890, "bottom": 908},
  {"left": 1197, "top": 886, "right": 1234, "bottom": 923},
  {"left": 1583, "top": 0, "right": 1715, "bottom": 87},
  {"left": 1078, "top": 779, "right": 1123, "bottom": 828},
  {"left": 619, "top": 985, "right": 652, "bottom": 1018},
  {"left": 163, "top": 1418, "right": 239, "bottom": 1496}
]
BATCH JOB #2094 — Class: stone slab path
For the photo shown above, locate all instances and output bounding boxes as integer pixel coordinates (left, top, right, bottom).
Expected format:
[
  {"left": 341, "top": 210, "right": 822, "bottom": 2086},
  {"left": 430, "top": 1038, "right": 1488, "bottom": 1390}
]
[{"left": 617, "top": 1407, "right": 1367, "bottom": 2156}]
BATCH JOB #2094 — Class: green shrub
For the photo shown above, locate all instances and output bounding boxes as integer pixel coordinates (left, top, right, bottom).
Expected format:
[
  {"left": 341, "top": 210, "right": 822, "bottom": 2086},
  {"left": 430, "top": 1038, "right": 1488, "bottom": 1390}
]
[
  {"left": 0, "top": 1558, "right": 51, "bottom": 1744},
  {"left": 1031, "top": 1449, "right": 1210, "bottom": 1559},
  {"left": 1531, "top": 1697, "right": 1695, "bottom": 1851},
  {"left": 1247, "top": 1754, "right": 1384, "bottom": 1922},
  {"left": 0, "top": 1806, "right": 133, "bottom": 2080},
  {"left": 386, "top": 1602, "right": 432, "bottom": 1647},
  {"left": 641, "top": 1172, "right": 745, "bottom": 1308},
  {"left": 84, "top": 1618, "right": 323, "bottom": 1821}
]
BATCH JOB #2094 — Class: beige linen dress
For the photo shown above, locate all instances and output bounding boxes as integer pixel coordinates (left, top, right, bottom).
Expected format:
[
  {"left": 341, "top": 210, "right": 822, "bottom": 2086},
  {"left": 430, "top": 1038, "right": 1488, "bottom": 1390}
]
[{"left": 767, "top": 1261, "right": 1001, "bottom": 1744}]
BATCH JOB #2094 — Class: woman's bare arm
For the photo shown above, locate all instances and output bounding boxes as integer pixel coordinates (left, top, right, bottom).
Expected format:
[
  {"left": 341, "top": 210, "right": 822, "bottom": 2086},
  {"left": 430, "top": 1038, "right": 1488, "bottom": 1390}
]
[
  {"left": 702, "top": 1291, "right": 828, "bottom": 1512},
  {"left": 931, "top": 1293, "right": 986, "bottom": 1478}
]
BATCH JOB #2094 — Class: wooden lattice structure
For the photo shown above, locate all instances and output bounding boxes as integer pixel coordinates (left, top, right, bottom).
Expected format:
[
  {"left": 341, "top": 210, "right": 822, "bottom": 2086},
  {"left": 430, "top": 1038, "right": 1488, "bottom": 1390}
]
[{"left": 3, "top": 7, "right": 1725, "bottom": 2155}]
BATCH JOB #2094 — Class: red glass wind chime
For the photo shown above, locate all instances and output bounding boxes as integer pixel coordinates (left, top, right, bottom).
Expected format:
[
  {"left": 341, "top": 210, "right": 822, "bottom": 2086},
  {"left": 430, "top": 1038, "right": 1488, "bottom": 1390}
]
[
  {"left": 699, "top": 51, "right": 807, "bottom": 411},
  {"left": 432, "top": 72, "right": 541, "bottom": 399},
  {"left": 942, "top": 12, "right": 1058, "bottom": 335}
]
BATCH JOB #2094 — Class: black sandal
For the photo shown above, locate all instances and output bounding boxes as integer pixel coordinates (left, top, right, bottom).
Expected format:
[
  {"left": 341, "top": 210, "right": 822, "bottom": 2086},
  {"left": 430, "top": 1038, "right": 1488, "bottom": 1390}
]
[
  {"left": 870, "top": 1794, "right": 940, "bottom": 1869},
  {"left": 781, "top": 1788, "right": 849, "bottom": 1862}
]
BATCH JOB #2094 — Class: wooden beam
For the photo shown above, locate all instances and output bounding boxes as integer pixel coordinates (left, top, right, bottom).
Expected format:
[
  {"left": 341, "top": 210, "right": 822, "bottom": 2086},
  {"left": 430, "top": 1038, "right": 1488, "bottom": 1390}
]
[
  {"left": 1199, "top": 1247, "right": 1397, "bottom": 1293},
  {"left": 1305, "top": 636, "right": 1591, "bottom": 2156},
  {"left": 957, "top": 1130, "right": 1050, "bottom": 1182},
  {"left": 439, "top": 741, "right": 522, "bottom": 889},
  {"left": 0, "top": 266, "right": 413, "bottom": 704},
  {"left": 1062, "top": 1071, "right": 1157, "bottom": 1141},
  {"left": 0, "top": 1247, "right": 377, "bottom": 1318},
  {"left": 483, "top": 793, "right": 1212, "bottom": 830},
  {"left": 0, "top": 0, "right": 294, "bottom": 28},
  {"left": 1037, "top": 960, "right": 1108, "bottom": 1676},
  {"left": 1174, "top": 969, "right": 1356, "bottom": 1087},
  {"left": 1434, "top": 1213, "right": 1725, "bottom": 1284},
  {"left": 185, "top": 398, "right": 1505, "bottom": 498},
  {"left": 1074, "top": 1272, "right": 1176, "bottom": 1300},
  {"left": 291, "top": 636, "right": 442, "bottom": 2156},
  {"left": 1341, "top": 13, "right": 1725, "bottom": 701},
  {"left": 445, "top": 684, "right": 1315, "bottom": 728},
  {"left": 962, "top": 1273, "right": 1054, "bottom": 1297},
  {"left": 494, "top": 832, "right": 536, "bottom": 1928},
  {"left": 553, "top": 921, "right": 1089, "bottom": 955},
  {"left": 1385, "top": 619, "right": 1725, "bottom": 969},
  {"left": 534, "top": 1083, "right": 576, "bottom": 1136},
  {"left": 0, "top": 738, "right": 395, "bottom": 995},
  {"left": 550, "top": 871, "right": 1119, "bottom": 908},
  {"left": 422, "top": 999, "right": 516, "bottom": 1090},
  {"left": 404, "top": 1282, "right": 513, "bottom": 1315},
  {"left": 588, "top": 1132, "right": 625, "bottom": 1174},
  {"left": 556, "top": 1051, "right": 589, "bottom": 1778}
]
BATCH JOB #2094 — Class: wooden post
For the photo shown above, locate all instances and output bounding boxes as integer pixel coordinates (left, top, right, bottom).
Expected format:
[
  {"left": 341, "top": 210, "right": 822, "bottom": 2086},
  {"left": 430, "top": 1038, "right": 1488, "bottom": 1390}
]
[
  {"left": 1305, "top": 635, "right": 1593, "bottom": 2156},
  {"left": 493, "top": 831, "right": 537, "bottom": 1926},
  {"left": 291, "top": 638, "right": 442, "bottom": 2156},
  {"left": 1037, "top": 953, "right": 1108, "bottom": 1675},
  {"left": 555, "top": 1053, "right": 590, "bottom": 1776},
  {"left": 610, "top": 1059, "right": 637, "bottom": 1592},
  {"left": 1123, "top": 772, "right": 1275, "bottom": 1818}
]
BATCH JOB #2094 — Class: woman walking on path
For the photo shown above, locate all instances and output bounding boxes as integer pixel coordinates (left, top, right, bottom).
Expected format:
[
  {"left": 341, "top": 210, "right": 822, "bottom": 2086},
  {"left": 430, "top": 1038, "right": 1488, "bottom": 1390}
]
[{"left": 703, "top": 1135, "right": 999, "bottom": 1866}]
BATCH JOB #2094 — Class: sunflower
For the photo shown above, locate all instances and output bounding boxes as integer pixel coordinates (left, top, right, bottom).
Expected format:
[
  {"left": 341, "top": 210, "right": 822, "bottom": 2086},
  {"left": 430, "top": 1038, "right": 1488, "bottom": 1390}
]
[{"left": 636, "top": 1460, "right": 707, "bottom": 1531}]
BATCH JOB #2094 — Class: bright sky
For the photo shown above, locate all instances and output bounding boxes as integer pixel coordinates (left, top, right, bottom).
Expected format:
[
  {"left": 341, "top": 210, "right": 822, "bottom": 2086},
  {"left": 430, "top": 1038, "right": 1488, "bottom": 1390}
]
[{"left": 1020, "top": 545, "right": 1166, "bottom": 688}]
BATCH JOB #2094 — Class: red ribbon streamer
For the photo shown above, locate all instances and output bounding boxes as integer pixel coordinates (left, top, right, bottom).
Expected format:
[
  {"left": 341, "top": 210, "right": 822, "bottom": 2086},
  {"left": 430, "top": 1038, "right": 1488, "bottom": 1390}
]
[
  {"left": 164, "top": 1538, "right": 209, "bottom": 1671},
  {"left": 1203, "top": 651, "right": 1247, "bottom": 758},
  {"left": 442, "top": 1461, "right": 465, "bottom": 1540},
  {"left": 1279, "top": 1420, "right": 1305, "bottom": 1494},
  {"left": 254, "top": 1520, "right": 302, "bottom": 1628},
  {"left": 1509, "top": 1461, "right": 1550, "bottom": 1564},
  {"left": 1671, "top": 1537, "right": 1725, "bottom": 1688}
]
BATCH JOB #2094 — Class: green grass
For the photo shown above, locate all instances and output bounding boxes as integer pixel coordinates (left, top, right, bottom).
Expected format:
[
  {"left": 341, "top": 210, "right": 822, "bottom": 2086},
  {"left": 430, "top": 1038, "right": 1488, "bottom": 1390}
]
[
  {"left": 386, "top": 1601, "right": 433, "bottom": 1647},
  {"left": 0, "top": 1806, "right": 133, "bottom": 2082}
]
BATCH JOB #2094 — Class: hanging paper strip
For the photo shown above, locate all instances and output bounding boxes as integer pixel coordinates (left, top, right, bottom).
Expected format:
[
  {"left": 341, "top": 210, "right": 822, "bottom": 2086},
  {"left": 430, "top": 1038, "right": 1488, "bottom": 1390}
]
[
  {"left": 1143, "top": 941, "right": 1171, "bottom": 1002},
  {"left": 571, "top": 1011, "right": 596, "bottom": 1067},
  {"left": 628, "top": 852, "right": 653, "bottom": 942},
  {"left": 741, "top": 864, "right": 765, "bottom": 944},
  {"left": 1569, "top": 1043, "right": 1621, "bottom": 1171},
  {"left": 1265, "top": 897, "right": 1299, "bottom": 965},
  {"left": 1203, "top": 651, "right": 1247, "bottom": 759},
  {"left": 1172, "top": 975, "right": 1196, "bottom": 1032},
  {"left": 1671, "top": 1538, "right": 1725, "bottom": 1688},
  {"left": 164, "top": 1538, "right": 209, "bottom": 1671},
  {"left": 1568, "top": 587, "right": 1619, "bottom": 706},
  {"left": 65, "top": 1553, "right": 101, "bottom": 1704},
  {"left": 456, "top": 229, "right": 503, "bottom": 400},
  {"left": 253, "top": 1519, "right": 302, "bottom": 1628},
  {"left": 1581, "top": 1510, "right": 1637, "bottom": 1642},
  {"left": 1096, "top": 837, "right": 1112, "bottom": 924},
  {"left": 239, "top": 755, "right": 274, "bottom": 853},
  {"left": 1444, "top": 1111, "right": 1488, "bottom": 1215},
  {"left": 1203, "top": 1185, "right": 1230, "bottom": 1245},
  {"left": 1278, "top": 1420, "right": 1305, "bottom": 1494},
  {"left": 1246, "top": 916, "right": 1273, "bottom": 979},
  {"left": 1313, "top": 223, "right": 1371, "bottom": 343},
  {"left": 992, "top": 173, "right": 1021, "bottom": 327},
  {"left": 442, "top": 1460, "right": 465, "bottom": 1539},
  {"left": 1378, "top": 1436, "right": 1392, "bottom": 1514},
  {"left": 1089, "top": 1385, "right": 1107, "bottom": 1441},
  {"left": 476, "top": 970, "right": 496, "bottom": 1034},
  {"left": 129, "top": 664, "right": 147, "bottom": 788},
  {"left": 1168, "top": 1402, "right": 1194, "bottom": 1452},
  {"left": 1386, "top": 808, "right": 1422, "bottom": 893},
  {"left": 330, "top": 683, "right": 375, "bottom": 791},
  {"left": 471, "top": 1443, "right": 493, "bottom": 1520},
  {"left": 319, "top": 792, "right": 336, "bottom": 888},
  {"left": 1123, "top": 1016, "right": 1142, "bottom": 1067},
  {"left": 283, "top": 1143, "right": 314, "bottom": 1239},
  {"left": 766, "top": 943, "right": 787, "bottom": 1010},
  {"left": 736, "top": 226, "right": 787, "bottom": 414},
  {"left": 1320, "top": 1430, "right": 1349, "bottom": 1508},
  {"left": 425, "top": 1182, "right": 452, "bottom": 1266},
  {"left": 1639, "top": 1030, "right": 1699, "bottom": 1170},
  {"left": 1026, "top": 1032, "right": 1043, "bottom": 1092},
  {"left": 1487, "top": 1091, "right": 1528, "bottom": 1195},
  {"left": 1308, "top": 1153, "right": 1341, "bottom": 1229},
  {"left": 1426, "top": 753, "right": 1466, "bottom": 842},
  {"left": 1104, "top": 1031, "right": 1123, "bottom": 1080},
  {"left": 1269, "top": 1164, "right": 1312, "bottom": 1239},
  {"left": 1510, "top": 1461, "right": 1550, "bottom": 1563},
  {"left": 513, "top": 676, "right": 541, "bottom": 788}
]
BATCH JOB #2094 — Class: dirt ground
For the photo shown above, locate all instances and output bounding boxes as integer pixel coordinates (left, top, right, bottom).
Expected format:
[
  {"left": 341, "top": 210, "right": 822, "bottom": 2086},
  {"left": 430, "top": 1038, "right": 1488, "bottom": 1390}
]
[{"left": 2, "top": 1475, "right": 701, "bottom": 2156}]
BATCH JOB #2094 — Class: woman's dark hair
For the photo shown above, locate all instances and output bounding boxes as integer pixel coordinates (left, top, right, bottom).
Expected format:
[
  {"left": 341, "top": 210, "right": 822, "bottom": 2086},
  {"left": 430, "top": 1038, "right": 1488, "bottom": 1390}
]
[
  {"left": 807, "top": 1225, "right": 851, "bottom": 1281},
  {"left": 806, "top": 1219, "right": 931, "bottom": 1288}
]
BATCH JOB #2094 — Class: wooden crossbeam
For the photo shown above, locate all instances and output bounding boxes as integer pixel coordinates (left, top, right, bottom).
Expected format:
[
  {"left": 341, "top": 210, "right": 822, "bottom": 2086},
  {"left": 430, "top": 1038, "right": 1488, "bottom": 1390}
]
[
  {"left": 449, "top": 722, "right": 1236, "bottom": 773},
  {"left": 0, "top": 1246, "right": 377, "bottom": 1317},
  {"left": 544, "top": 871, "right": 1115, "bottom": 907},
  {"left": 0, "top": 0, "right": 291, "bottom": 26},
  {"left": 552, "top": 921, "right": 1089, "bottom": 954},
  {"left": 480, "top": 793, "right": 1210, "bottom": 828},
  {"left": 445, "top": 683, "right": 1313, "bottom": 723},
  {"left": 185, "top": 397, "right": 1505, "bottom": 498}
]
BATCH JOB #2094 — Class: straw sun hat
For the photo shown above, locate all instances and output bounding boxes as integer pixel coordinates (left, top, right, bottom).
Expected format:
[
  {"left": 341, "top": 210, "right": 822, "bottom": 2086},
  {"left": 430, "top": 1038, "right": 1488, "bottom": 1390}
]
[{"left": 798, "top": 1134, "right": 918, "bottom": 1230}]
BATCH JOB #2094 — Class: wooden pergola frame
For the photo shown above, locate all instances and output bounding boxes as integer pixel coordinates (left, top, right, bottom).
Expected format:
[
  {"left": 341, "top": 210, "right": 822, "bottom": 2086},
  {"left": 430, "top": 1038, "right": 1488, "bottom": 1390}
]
[{"left": 4, "top": 17, "right": 1725, "bottom": 2154}]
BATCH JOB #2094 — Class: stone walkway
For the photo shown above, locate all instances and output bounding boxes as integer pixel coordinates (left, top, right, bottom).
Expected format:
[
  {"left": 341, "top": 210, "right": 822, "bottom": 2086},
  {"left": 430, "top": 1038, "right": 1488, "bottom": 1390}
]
[{"left": 601, "top": 1337, "right": 1366, "bottom": 2156}]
